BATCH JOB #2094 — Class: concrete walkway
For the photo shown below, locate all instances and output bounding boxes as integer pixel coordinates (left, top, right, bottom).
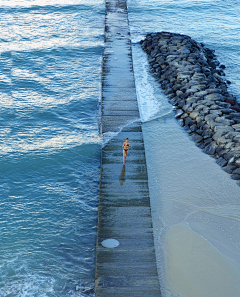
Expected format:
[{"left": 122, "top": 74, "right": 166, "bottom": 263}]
[{"left": 94, "top": 0, "right": 161, "bottom": 296}]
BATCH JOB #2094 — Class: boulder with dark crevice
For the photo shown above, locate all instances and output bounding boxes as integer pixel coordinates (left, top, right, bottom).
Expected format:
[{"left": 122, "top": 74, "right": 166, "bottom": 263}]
[{"left": 141, "top": 31, "right": 240, "bottom": 183}]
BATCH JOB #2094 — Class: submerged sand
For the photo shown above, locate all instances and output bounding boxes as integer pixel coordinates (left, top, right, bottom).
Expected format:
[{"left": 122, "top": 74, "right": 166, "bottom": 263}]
[
  {"left": 132, "top": 41, "right": 240, "bottom": 297},
  {"left": 165, "top": 223, "right": 240, "bottom": 297},
  {"left": 142, "top": 115, "right": 240, "bottom": 297}
]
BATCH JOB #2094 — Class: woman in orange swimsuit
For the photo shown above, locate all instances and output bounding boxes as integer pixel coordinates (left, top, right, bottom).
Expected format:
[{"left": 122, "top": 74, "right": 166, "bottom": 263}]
[{"left": 122, "top": 137, "right": 129, "bottom": 165}]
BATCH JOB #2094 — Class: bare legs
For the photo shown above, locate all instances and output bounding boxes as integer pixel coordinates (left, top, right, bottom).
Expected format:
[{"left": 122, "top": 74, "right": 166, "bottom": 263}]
[{"left": 123, "top": 149, "right": 128, "bottom": 164}]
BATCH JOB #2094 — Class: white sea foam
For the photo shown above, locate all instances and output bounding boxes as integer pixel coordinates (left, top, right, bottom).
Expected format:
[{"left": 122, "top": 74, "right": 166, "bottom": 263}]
[
  {"left": 0, "top": 262, "right": 55, "bottom": 297},
  {"left": 128, "top": 2, "right": 240, "bottom": 295},
  {"left": 0, "top": 0, "right": 103, "bottom": 8},
  {"left": 101, "top": 117, "right": 140, "bottom": 147},
  {"left": 131, "top": 43, "right": 172, "bottom": 123},
  {"left": 102, "top": 131, "right": 119, "bottom": 147},
  {"left": 0, "top": 130, "right": 102, "bottom": 154},
  {"left": 0, "top": 1, "right": 103, "bottom": 296}
]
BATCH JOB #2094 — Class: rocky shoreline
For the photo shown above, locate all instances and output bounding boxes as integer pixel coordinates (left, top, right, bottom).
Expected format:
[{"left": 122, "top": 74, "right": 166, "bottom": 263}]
[{"left": 140, "top": 31, "right": 240, "bottom": 183}]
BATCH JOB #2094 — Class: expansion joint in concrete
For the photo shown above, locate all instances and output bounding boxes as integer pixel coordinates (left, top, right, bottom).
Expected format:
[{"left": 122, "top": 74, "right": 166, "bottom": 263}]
[{"left": 95, "top": 0, "right": 161, "bottom": 295}]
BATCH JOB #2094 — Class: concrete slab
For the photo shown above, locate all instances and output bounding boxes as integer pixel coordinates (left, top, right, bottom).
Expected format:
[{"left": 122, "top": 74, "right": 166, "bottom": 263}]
[
  {"left": 98, "top": 206, "right": 152, "bottom": 217},
  {"left": 97, "top": 226, "right": 154, "bottom": 239},
  {"left": 96, "top": 249, "right": 157, "bottom": 264},
  {"left": 102, "top": 88, "right": 138, "bottom": 101},
  {"left": 97, "top": 275, "right": 160, "bottom": 288},
  {"left": 101, "top": 117, "right": 140, "bottom": 133},
  {"left": 95, "top": 0, "right": 161, "bottom": 295},
  {"left": 96, "top": 287, "right": 161, "bottom": 297},
  {"left": 98, "top": 216, "right": 153, "bottom": 229},
  {"left": 96, "top": 262, "right": 158, "bottom": 276}
]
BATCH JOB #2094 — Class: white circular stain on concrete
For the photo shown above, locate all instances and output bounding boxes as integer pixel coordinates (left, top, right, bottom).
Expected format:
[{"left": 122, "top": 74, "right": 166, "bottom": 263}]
[{"left": 101, "top": 239, "right": 120, "bottom": 248}]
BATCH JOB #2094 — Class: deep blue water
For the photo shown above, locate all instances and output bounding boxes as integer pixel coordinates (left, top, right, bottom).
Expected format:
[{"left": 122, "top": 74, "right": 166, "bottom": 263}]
[
  {"left": 1, "top": 0, "right": 240, "bottom": 296},
  {"left": 0, "top": 1, "right": 104, "bottom": 296}
]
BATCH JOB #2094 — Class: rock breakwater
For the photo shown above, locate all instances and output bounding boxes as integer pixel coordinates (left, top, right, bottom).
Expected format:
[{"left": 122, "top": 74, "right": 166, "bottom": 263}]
[{"left": 140, "top": 31, "right": 240, "bottom": 183}]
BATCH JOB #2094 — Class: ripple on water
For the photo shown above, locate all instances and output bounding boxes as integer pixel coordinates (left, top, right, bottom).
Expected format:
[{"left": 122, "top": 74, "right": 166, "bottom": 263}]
[
  {"left": 0, "top": 0, "right": 104, "bottom": 295},
  {"left": 129, "top": 3, "right": 240, "bottom": 293}
]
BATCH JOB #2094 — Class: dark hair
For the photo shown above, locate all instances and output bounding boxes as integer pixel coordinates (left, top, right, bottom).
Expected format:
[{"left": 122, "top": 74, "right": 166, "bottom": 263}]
[{"left": 126, "top": 137, "right": 128, "bottom": 139}]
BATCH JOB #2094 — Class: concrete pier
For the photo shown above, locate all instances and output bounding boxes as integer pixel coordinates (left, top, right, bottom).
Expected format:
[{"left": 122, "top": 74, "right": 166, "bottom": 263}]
[{"left": 94, "top": 0, "right": 161, "bottom": 296}]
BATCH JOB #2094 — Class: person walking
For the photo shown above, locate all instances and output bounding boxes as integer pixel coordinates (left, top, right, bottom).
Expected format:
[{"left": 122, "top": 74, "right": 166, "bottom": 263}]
[{"left": 122, "top": 137, "right": 129, "bottom": 165}]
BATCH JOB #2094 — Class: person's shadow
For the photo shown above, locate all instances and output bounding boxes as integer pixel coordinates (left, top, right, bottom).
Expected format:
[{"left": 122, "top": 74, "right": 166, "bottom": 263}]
[{"left": 119, "top": 165, "right": 126, "bottom": 186}]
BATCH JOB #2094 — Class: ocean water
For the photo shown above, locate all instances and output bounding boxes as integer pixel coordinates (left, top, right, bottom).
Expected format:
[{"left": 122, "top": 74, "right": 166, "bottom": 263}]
[
  {"left": 127, "top": 0, "right": 240, "bottom": 296},
  {"left": 2, "top": 0, "right": 240, "bottom": 296},
  {"left": 0, "top": 1, "right": 104, "bottom": 296},
  {"left": 128, "top": 0, "right": 240, "bottom": 98}
]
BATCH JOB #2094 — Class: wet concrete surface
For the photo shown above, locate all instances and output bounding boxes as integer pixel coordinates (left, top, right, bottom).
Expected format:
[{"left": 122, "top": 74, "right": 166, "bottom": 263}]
[{"left": 95, "top": 0, "right": 161, "bottom": 296}]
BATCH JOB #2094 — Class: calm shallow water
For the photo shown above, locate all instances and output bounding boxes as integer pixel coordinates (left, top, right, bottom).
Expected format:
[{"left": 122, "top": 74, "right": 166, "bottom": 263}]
[
  {"left": 0, "top": 1, "right": 104, "bottom": 296},
  {"left": 128, "top": 1, "right": 240, "bottom": 296}
]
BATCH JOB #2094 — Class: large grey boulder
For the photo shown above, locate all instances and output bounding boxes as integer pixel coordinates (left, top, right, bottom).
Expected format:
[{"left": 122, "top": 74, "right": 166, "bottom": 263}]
[
  {"left": 216, "top": 157, "right": 228, "bottom": 167},
  {"left": 204, "top": 141, "right": 217, "bottom": 155}
]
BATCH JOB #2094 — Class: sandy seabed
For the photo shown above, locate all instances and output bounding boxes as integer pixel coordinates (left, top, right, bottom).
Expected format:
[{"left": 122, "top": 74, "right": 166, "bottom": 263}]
[
  {"left": 142, "top": 112, "right": 240, "bottom": 297},
  {"left": 165, "top": 223, "right": 240, "bottom": 297}
]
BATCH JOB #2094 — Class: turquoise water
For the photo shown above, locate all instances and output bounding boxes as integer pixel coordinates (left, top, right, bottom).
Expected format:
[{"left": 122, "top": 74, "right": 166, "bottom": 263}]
[
  {"left": 128, "top": 1, "right": 240, "bottom": 296},
  {"left": 128, "top": 0, "right": 240, "bottom": 97},
  {"left": 2, "top": 0, "right": 240, "bottom": 296},
  {"left": 0, "top": 1, "right": 104, "bottom": 296}
]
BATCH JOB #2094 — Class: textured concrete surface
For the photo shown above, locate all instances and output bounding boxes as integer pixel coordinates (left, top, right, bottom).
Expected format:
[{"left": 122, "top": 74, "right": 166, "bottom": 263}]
[
  {"left": 95, "top": 0, "right": 161, "bottom": 295},
  {"left": 101, "top": 0, "right": 139, "bottom": 134}
]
